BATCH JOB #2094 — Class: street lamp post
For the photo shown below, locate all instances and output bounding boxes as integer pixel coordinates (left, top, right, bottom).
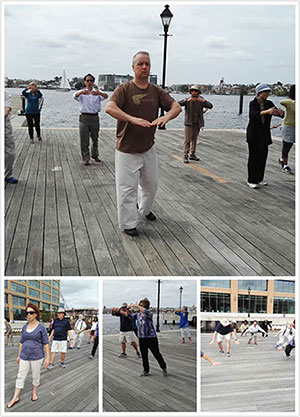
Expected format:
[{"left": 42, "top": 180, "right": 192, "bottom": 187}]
[
  {"left": 156, "top": 279, "right": 161, "bottom": 332},
  {"left": 179, "top": 286, "right": 183, "bottom": 309},
  {"left": 158, "top": 4, "right": 173, "bottom": 130},
  {"left": 248, "top": 286, "right": 251, "bottom": 318}
]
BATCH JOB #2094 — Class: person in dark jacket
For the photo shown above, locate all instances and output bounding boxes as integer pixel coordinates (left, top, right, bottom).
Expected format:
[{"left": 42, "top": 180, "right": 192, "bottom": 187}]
[
  {"left": 246, "top": 83, "right": 284, "bottom": 188},
  {"left": 22, "top": 82, "right": 43, "bottom": 143},
  {"left": 260, "top": 318, "right": 272, "bottom": 337}
]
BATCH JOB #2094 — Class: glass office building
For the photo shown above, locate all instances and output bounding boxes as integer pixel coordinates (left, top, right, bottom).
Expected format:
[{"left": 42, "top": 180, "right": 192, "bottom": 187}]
[{"left": 201, "top": 280, "right": 295, "bottom": 314}]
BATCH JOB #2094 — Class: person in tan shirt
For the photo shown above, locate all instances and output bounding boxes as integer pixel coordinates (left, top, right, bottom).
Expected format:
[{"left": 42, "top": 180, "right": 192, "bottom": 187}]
[{"left": 106, "top": 51, "right": 181, "bottom": 236}]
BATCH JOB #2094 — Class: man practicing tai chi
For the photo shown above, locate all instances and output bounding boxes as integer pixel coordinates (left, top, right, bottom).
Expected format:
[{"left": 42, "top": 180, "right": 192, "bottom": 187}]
[
  {"left": 111, "top": 303, "right": 141, "bottom": 358},
  {"left": 48, "top": 308, "right": 73, "bottom": 369},
  {"left": 275, "top": 322, "right": 295, "bottom": 350},
  {"left": 105, "top": 51, "right": 181, "bottom": 236},
  {"left": 245, "top": 321, "right": 267, "bottom": 345},
  {"left": 210, "top": 318, "right": 239, "bottom": 357},
  {"left": 175, "top": 307, "right": 192, "bottom": 344},
  {"left": 178, "top": 84, "right": 213, "bottom": 163}
]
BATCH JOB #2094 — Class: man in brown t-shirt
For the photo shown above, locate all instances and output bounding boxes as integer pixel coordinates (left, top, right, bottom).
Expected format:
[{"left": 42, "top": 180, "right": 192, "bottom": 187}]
[{"left": 106, "top": 51, "right": 181, "bottom": 236}]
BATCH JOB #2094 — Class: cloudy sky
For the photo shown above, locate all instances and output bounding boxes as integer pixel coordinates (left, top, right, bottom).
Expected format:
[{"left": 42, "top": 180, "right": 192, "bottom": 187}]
[
  {"left": 103, "top": 279, "right": 197, "bottom": 308},
  {"left": 4, "top": 2, "right": 295, "bottom": 84},
  {"left": 60, "top": 279, "right": 99, "bottom": 309}
]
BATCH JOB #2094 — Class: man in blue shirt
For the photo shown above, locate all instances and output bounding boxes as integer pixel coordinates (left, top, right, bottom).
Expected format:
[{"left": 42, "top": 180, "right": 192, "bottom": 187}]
[
  {"left": 48, "top": 308, "right": 73, "bottom": 369},
  {"left": 175, "top": 307, "right": 192, "bottom": 344},
  {"left": 210, "top": 318, "right": 239, "bottom": 358}
]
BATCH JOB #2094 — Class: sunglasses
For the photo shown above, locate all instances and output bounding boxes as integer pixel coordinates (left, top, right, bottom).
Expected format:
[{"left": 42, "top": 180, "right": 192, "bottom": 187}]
[
  {"left": 190, "top": 89, "right": 199, "bottom": 92},
  {"left": 26, "top": 311, "right": 36, "bottom": 315},
  {"left": 86, "top": 79, "right": 94, "bottom": 82}
]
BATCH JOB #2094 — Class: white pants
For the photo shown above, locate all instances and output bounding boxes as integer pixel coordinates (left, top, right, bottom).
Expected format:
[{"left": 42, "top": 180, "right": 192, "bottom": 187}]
[
  {"left": 73, "top": 332, "right": 84, "bottom": 348},
  {"left": 115, "top": 145, "right": 158, "bottom": 229},
  {"left": 5, "top": 116, "right": 16, "bottom": 179},
  {"left": 16, "top": 358, "right": 44, "bottom": 389},
  {"left": 181, "top": 328, "right": 191, "bottom": 338}
]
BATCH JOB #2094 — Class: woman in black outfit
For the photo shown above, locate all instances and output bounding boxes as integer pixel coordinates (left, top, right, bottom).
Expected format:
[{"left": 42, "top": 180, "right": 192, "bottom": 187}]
[{"left": 246, "top": 83, "right": 284, "bottom": 189}]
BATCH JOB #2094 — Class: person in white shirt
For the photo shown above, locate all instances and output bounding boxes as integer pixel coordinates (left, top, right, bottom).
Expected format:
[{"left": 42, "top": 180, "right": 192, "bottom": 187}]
[
  {"left": 73, "top": 74, "right": 108, "bottom": 165},
  {"left": 245, "top": 321, "right": 267, "bottom": 345},
  {"left": 88, "top": 317, "right": 98, "bottom": 344},
  {"left": 73, "top": 314, "right": 87, "bottom": 349},
  {"left": 5, "top": 90, "right": 18, "bottom": 184},
  {"left": 275, "top": 322, "right": 295, "bottom": 349}
]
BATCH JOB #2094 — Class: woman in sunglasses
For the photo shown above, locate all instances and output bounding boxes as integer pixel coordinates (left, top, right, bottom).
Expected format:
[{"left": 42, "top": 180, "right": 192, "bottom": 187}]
[{"left": 7, "top": 303, "right": 50, "bottom": 408}]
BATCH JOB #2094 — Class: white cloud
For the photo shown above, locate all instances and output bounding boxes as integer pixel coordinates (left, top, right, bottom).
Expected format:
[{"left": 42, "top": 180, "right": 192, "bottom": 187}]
[{"left": 204, "top": 35, "right": 229, "bottom": 48}]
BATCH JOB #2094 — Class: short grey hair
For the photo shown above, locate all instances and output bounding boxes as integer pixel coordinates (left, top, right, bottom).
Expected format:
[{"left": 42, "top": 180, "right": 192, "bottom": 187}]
[{"left": 132, "top": 51, "right": 150, "bottom": 65}]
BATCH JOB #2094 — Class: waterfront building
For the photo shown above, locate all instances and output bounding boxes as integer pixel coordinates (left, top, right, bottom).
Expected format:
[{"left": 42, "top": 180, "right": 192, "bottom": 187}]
[
  {"left": 5, "top": 280, "right": 60, "bottom": 320},
  {"left": 98, "top": 73, "right": 157, "bottom": 90},
  {"left": 201, "top": 279, "right": 295, "bottom": 315}
]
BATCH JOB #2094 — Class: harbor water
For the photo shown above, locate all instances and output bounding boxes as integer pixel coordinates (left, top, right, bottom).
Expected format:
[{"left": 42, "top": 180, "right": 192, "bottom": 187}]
[{"left": 8, "top": 88, "right": 285, "bottom": 131}]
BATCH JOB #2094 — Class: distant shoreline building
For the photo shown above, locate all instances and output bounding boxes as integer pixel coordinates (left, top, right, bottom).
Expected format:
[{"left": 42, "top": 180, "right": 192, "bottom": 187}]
[
  {"left": 98, "top": 73, "right": 157, "bottom": 90},
  {"left": 5, "top": 280, "right": 60, "bottom": 321}
]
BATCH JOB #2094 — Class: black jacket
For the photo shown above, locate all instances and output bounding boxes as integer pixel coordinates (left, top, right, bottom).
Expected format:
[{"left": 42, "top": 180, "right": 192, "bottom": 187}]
[{"left": 246, "top": 97, "right": 275, "bottom": 148}]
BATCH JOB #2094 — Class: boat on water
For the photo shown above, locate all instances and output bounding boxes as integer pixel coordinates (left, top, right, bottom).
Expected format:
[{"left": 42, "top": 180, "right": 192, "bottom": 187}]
[{"left": 56, "top": 70, "right": 71, "bottom": 92}]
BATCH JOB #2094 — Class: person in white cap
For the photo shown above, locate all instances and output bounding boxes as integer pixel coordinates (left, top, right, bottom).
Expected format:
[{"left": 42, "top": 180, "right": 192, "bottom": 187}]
[
  {"left": 73, "top": 314, "right": 87, "bottom": 349},
  {"left": 178, "top": 85, "right": 213, "bottom": 163},
  {"left": 210, "top": 318, "right": 239, "bottom": 357},
  {"left": 246, "top": 83, "right": 284, "bottom": 189},
  {"left": 48, "top": 308, "right": 73, "bottom": 369},
  {"left": 244, "top": 321, "right": 267, "bottom": 344}
]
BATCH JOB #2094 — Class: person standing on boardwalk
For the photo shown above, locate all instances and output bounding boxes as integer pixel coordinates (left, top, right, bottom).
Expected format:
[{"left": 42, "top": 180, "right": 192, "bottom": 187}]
[
  {"left": 129, "top": 298, "right": 167, "bottom": 377},
  {"left": 22, "top": 82, "right": 43, "bottom": 143},
  {"left": 88, "top": 316, "right": 98, "bottom": 344},
  {"left": 209, "top": 318, "right": 239, "bottom": 357},
  {"left": 259, "top": 318, "right": 273, "bottom": 337},
  {"left": 89, "top": 319, "right": 99, "bottom": 359},
  {"left": 5, "top": 318, "right": 14, "bottom": 346},
  {"left": 178, "top": 85, "right": 213, "bottom": 163},
  {"left": 5, "top": 90, "right": 18, "bottom": 184},
  {"left": 246, "top": 83, "right": 284, "bottom": 189},
  {"left": 275, "top": 322, "right": 295, "bottom": 350},
  {"left": 48, "top": 308, "right": 73, "bottom": 369},
  {"left": 239, "top": 320, "right": 249, "bottom": 336},
  {"left": 175, "top": 306, "right": 192, "bottom": 344},
  {"left": 7, "top": 303, "right": 49, "bottom": 408},
  {"left": 201, "top": 351, "right": 221, "bottom": 366},
  {"left": 111, "top": 303, "right": 141, "bottom": 358},
  {"left": 245, "top": 321, "right": 267, "bottom": 345},
  {"left": 105, "top": 51, "right": 181, "bottom": 237},
  {"left": 73, "top": 74, "right": 108, "bottom": 165},
  {"left": 278, "top": 84, "right": 295, "bottom": 173},
  {"left": 73, "top": 314, "right": 87, "bottom": 349}
]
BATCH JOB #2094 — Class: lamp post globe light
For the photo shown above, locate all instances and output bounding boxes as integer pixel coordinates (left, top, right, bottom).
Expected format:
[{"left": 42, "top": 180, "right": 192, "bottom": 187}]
[
  {"left": 158, "top": 4, "right": 173, "bottom": 130},
  {"left": 247, "top": 286, "right": 251, "bottom": 318},
  {"left": 179, "top": 286, "right": 183, "bottom": 309}
]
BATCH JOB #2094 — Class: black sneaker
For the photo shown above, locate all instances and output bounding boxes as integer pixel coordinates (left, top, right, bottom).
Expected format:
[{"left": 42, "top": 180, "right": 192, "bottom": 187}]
[
  {"left": 278, "top": 158, "right": 284, "bottom": 168},
  {"left": 282, "top": 166, "right": 292, "bottom": 174},
  {"left": 124, "top": 228, "right": 138, "bottom": 237},
  {"left": 189, "top": 155, "right": 200, "bottom": 161},
  {"left": 162, "top": 369, "right": 168, "bottom": 377},
  {"left": 145, "top": 212, "right": 156, "bottom": 221},
  {"left": 183, "top": 157, "right": 189, "bottom": 164},
  {"left": 140, "top": 371, "right": 150, "bottom": 377}
]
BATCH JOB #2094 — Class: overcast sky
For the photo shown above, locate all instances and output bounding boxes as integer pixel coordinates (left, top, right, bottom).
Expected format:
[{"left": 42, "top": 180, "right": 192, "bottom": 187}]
[
  {"left": 60, "top": 279, "right": 99, "bottom": 309},
  {"left": 103, "top": 279, "right": 197, "bottom": 308},
  {"left": 4, "top": 2, "right": 295, "bottom": 84}
]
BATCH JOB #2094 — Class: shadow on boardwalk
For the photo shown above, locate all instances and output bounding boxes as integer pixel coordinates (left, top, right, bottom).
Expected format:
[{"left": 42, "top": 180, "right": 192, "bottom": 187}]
[
  {"left": 5, "top": 127, "right": 295, "bottom": 276},
  {"left": 103, "top": 330, "right": 197, "bottom": 412},
  {"left": 201, "top": 332, "right": 295, "bottom": 412},
  {"left": 5, "top": 333, "right": 98, "bottom": 412}
]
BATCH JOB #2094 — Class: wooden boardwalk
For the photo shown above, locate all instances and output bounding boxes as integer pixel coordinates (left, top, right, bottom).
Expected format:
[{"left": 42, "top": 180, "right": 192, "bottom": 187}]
[
  {"left": 5, "top": 126, "right": 295, "bottom": 276},
  {"left": 103, "top": 330, "right": 197, "bottom": 412},
  {"left": 201, "top": 332, "right": 295, "bottom": 412},
  {"left": 5, "top": 332, "right": 98, "bottom": 412}
]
